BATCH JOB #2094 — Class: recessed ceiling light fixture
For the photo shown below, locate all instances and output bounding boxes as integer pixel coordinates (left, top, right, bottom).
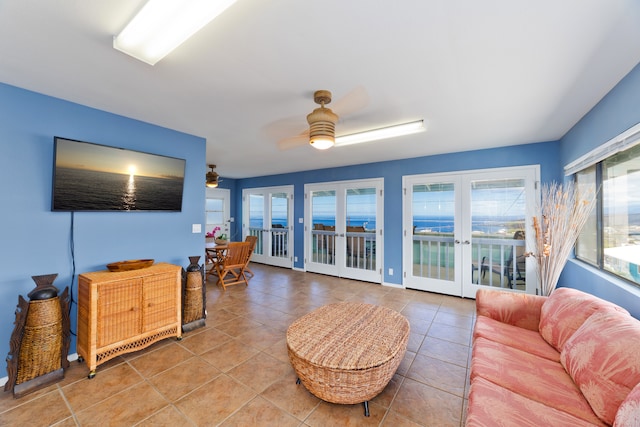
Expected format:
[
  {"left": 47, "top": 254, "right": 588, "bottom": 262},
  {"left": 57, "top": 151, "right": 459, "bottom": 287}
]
[
  {"left": 113, "top": 0, "right": 237, "bottom": 65},
  {"left": 335, "top": 119, "right": 426, "bottom": 147}
]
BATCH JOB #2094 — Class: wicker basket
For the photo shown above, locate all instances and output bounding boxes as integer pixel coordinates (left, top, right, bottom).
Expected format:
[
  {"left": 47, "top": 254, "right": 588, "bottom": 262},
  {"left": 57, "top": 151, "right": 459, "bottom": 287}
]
[
  {"left": 286, "top": 302, "right": 409, "bottom": 404},
  {"left": 183, "top": 270, "right": 203, "bottom": 324},
  {"left": 16, "top": 297, "right": 62, "bottom": 385}
]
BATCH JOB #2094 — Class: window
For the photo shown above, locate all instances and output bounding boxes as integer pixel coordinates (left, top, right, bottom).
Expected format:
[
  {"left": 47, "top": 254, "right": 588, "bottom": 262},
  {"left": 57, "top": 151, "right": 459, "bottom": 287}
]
[{"left": 576, "top": 143, "right": 640, "bottom": 286}]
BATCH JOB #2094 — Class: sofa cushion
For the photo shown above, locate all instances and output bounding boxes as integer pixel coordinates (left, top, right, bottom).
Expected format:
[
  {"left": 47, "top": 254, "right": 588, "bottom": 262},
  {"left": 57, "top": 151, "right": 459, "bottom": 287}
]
[
  {"left": 467, "top": 377, "right": 606, "bottom": 427},
  {"left": 474, "top": 315, "right": 560, "bottom": 362},
  {"left": 614, "top": 381, "right": 640, "bottom": 427},
  {"left": 539, "top": 288, "right": 628, "bottom": 352},
  {"left": 471, "top": 337, "right": 602, "bottom": 425},
  {"left": 476, "top": 289, "right": 546, "bottom": 331},
  {"left": 561, "top": 310, "right": 640, "bottom": 426}
]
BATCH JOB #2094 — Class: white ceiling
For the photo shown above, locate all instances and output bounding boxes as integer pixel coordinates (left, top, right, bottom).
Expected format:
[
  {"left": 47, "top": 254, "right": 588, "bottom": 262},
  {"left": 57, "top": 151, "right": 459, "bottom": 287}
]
[{"left": 1, "top": 1, "right": 640, "bottom": 179}]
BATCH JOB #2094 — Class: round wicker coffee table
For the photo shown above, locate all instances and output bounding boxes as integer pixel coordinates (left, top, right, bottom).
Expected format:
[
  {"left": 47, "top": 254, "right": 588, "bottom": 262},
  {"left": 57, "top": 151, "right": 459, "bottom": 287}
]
[{"left": 286, "top": 302, "right": 410, "bottom": 416}]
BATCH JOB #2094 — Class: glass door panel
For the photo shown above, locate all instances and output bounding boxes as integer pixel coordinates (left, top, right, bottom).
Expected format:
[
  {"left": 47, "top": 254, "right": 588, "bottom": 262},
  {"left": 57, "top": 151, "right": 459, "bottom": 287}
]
[
  {"left": 345, "top": 187, "right": 377, "bottom": 271},
  {"left": 310, "top": 190, "right": 337, "bottom": 269},
  {"left": 270, "top": 192, "right": 289, "bottom": 259},
  {"left": 406, "top": 181, "right": 460, "bottom": 295},
  {"left": 470, "top": 179, "right": 527, "bottom": 290},
  {"left": 248, "top": 194, "right": 265, "bottom": 256}
]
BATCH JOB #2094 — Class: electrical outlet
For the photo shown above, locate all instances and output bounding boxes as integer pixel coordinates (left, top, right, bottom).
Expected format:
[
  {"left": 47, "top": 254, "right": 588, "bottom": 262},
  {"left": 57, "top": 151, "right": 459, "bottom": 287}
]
[
  {"left": 388, "top": 268, "right": 394, "bottom": 275},
  {"left": 294, "top": 256, "right": 298, "bottom": 262},
  {"left": 192, "top": 224, "right": 201, "bottom": 233}
]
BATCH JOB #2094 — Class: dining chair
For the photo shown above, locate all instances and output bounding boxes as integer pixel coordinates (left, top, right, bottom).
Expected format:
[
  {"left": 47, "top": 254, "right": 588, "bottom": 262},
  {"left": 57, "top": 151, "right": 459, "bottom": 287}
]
[
  {"left": 213, "top": 241, "right": 251, "bottom": 290},
  {"left": 244, "top": 235, "right": 258, "bottom": 278}
]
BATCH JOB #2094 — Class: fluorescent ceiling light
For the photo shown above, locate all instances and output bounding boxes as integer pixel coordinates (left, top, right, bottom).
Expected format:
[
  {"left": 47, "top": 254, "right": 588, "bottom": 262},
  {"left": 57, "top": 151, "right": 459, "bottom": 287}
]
[
  {"left": 335, "top": 120, "right": 426, "bottom": 147},
  {"left": 113, "top": 0, "right": 236, "bottom": 65}
]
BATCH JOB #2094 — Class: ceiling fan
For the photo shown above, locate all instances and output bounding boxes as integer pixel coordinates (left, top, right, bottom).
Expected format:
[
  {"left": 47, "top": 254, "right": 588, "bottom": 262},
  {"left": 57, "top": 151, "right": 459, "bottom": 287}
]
[
  {"left": 206, "top": 164, "right": 222, "bottom": 188},
  {"left": 276, "top": 88, "right": 426, "bottom": 151}
]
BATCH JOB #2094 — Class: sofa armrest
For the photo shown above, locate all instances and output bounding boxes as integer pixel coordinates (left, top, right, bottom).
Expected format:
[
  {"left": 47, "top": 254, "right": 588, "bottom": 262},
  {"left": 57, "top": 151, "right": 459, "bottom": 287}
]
[{"left": 476, "top": 289, "right": 547, "bottom": 332}]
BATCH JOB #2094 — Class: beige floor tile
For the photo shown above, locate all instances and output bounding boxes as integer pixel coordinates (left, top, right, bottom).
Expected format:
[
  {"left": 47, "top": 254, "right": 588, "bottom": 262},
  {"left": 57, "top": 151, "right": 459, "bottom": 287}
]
[
  {"left": 62, "top": 362, "right": 144, "bottom": 412},
  {"left": 0, "top": 389, "right": 72, "bottom": 427},
  {"left": 260, "top": 372, "right": 321, "bottom": 421},
  {"left": 219, "top": 396, "right": 301, "bottom": 427},
  {"left": 305, "top": 400, "right": 385, "bottom": 426},
  {"left": 174, "top": 374, "right": 256, "bottom": 426},
  {"left": 74, "top": 382, "right": 169, "bottom": 427},
  {"left": 391, "top": 377, "right": 463, "bottom": 427},
  {"left": 418, "top": 336, "right": 471, "bottom": 367},
  {"left": 227, "top": 352, "right": 293, "bottom": 393},
  {"left": 178, "top": 326, "right": 233, "bottom": 355},
  {"left": 148, "top": 356, "right": 220, "bottom": 402},
  {"left": 406, "top": 354, "right": 468, "bottom": 397},
  {"left": 127, "top": 342, "right": 194, "bottom": 378},
  {"left": 199, "top": 338, "right": 260, "bottom": 372},
  {"left": 135, "top": 405, "right": 193, "bottom": 426}
]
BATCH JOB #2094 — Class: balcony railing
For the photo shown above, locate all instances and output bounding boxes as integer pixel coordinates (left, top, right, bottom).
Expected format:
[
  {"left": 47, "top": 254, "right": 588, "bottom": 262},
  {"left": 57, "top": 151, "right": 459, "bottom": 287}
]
[
  {"left": 248, "top": 227, "right": 289, "bottom": 258},
  {"left": 412, "top": 234, "right": 526, "bottom": 288},
  {"left": 311, "top": 230, "right": 376, "bottom": 271}
]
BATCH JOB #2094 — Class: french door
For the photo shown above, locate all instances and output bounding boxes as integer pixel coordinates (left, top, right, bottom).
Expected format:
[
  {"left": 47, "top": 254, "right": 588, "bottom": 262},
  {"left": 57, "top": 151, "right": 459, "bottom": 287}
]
[
  {"left": 242, "top": 186, "right": 293, "bottom": 268},
  {"left": 305, "top": 179, "right": 383, "bottom": 283},
  {"left": 403, "top": 166, "right": 538, "bottom": 298}
]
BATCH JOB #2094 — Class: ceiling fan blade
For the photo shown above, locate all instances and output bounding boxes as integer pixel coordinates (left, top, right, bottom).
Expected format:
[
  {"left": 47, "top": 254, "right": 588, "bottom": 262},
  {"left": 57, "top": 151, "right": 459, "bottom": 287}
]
[
  {"left": 277, "top": 131, "right": 309, "bottom": 150},
  {"left": 332, "top": 85, "right": 369, "bottom": 117}
]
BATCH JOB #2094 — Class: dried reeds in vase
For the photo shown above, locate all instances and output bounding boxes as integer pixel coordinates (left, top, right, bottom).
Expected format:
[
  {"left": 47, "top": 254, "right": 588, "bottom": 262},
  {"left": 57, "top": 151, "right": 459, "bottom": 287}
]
[{"left": 530, "top": 181, "right": 596, "bottom": 296}]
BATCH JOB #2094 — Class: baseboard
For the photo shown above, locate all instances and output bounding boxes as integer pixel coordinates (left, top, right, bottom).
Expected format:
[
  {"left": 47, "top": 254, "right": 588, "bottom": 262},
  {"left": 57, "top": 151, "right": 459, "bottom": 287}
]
[{"left": 382, "top": 281, "right": 404, "bottom": 289}]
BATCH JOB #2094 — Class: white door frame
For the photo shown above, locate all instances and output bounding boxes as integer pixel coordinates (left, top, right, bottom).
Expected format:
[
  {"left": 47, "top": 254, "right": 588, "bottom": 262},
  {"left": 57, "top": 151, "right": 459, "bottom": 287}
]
[
  {"left": 304, "top": 178, "right": 383, "bottom": 283},
  {"left": 242, "top": 185, "right": 294, "bottom": 269},
  {"left": 403, "top": 166, "right": 539, "bottom": 298}
]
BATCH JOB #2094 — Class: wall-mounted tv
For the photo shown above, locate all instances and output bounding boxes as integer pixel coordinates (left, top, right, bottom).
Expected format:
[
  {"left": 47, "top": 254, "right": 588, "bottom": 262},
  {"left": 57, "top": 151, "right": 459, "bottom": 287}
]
[{"left": 52, "top": 137, "right": 186, "bottom": 212}]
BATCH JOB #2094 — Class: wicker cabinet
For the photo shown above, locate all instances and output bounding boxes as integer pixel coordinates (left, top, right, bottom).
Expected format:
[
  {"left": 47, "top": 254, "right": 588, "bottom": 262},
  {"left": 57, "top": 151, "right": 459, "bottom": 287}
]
[{"left": 77, "top": 263, "right": 182, "bottom": 377}]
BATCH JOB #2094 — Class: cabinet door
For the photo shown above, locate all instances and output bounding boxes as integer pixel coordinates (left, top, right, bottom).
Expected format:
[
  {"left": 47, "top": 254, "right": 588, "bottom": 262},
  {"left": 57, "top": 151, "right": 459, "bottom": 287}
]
[
  {"left": 97, "top": 279, "right": 143, "bottom": 347},
  {"left": 143, "top": 273, "right": 178, "bottom": 332}
]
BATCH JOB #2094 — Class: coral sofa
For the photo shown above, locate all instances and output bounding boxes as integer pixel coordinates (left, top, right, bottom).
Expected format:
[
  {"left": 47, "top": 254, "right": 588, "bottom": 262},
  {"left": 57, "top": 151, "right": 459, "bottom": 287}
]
[{"left": 466, "top": 288, "right": 640, "bottom": 426}]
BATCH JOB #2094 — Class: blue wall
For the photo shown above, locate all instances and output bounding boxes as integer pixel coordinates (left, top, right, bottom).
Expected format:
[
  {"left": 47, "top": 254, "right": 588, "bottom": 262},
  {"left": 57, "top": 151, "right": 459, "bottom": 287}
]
[
  {"left": 237, "top": 140, "right": 561, "bottom": 285},
  {"left": 0, "top": 83, "right": 206, "bottom": 362},
  {"left": 558, "top": 62, "right": 640, "bottom": 318}
]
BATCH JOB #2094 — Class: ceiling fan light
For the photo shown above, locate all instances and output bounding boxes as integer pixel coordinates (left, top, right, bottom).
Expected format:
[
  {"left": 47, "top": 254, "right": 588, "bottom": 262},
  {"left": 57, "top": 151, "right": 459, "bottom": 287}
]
[
  {"left": 335, "top": 119, "right": 426, "bottom": 147},
  {"left": 307, "top": 106, "right": 338, "bottom": 150},
  {"left": 206, "top": 164, "right": 219, "bottom": 187}
]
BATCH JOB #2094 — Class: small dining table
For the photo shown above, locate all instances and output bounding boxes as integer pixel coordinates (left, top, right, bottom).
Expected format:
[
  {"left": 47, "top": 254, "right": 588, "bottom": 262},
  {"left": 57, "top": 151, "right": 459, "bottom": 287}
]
[{"left": 205, "top": 242, "right": 229, "bottom": 276}]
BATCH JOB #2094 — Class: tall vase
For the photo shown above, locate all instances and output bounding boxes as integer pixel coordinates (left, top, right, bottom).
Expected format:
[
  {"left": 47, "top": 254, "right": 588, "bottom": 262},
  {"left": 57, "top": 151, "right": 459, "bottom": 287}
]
[
  {"left": 182, "top": 256, "right": 206, "bottom": 332},
  {"left": 5, "top": 274, "right": 70, "bottom": 397}
]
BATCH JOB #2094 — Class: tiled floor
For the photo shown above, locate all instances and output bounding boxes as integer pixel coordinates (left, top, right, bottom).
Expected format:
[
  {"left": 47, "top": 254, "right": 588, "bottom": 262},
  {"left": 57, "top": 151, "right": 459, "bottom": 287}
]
[{"left": 0, "top": 264, "right": 476, "bottom": 426}]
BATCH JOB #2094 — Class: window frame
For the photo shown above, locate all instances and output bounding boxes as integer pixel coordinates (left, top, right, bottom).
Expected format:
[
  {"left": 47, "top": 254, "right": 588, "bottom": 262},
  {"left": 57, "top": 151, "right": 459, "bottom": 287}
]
[{"left": 574, "top": 133, "right": 640, "bottom": 288}]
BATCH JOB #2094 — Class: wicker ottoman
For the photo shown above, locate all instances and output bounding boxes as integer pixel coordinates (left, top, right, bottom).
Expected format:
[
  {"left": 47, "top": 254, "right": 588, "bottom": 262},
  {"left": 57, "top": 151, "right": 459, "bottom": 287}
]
[{"left": 286, "top": 302, "right": 410, "bottom": 416}]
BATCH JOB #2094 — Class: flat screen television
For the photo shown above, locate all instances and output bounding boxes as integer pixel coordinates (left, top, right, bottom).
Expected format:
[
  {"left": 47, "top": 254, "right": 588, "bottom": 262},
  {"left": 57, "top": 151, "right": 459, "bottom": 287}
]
[{"left": 52, "top": 137, "right": 186, "bottom": 212}]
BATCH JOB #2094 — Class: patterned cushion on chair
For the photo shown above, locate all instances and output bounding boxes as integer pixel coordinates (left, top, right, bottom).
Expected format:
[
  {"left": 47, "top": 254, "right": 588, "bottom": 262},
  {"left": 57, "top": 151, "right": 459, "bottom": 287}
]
[
  {"left": 539, "top": 288, "right": 628, "bottom": 352},
  {"left": 561, "top": 310, "right": 640, "bottom": 425}
]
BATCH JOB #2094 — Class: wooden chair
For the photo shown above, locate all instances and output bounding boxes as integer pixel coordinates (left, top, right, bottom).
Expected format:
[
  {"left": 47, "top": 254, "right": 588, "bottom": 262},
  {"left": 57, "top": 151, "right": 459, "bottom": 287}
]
[
  {"left": 244, "top": 235, "right": 258, "bottom": 278},
  {"left": 213, "top": 241, "right": 251, "bottom": 290}
]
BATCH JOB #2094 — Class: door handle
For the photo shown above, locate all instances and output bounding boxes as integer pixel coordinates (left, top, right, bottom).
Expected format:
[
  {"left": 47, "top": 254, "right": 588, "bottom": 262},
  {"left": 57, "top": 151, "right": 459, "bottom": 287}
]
[
  {"left": 455, "top": 240, "right": 460, "bottom": 244},
  {"left": 463, "top": 240, "right": 470, "bottom": 245}
]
